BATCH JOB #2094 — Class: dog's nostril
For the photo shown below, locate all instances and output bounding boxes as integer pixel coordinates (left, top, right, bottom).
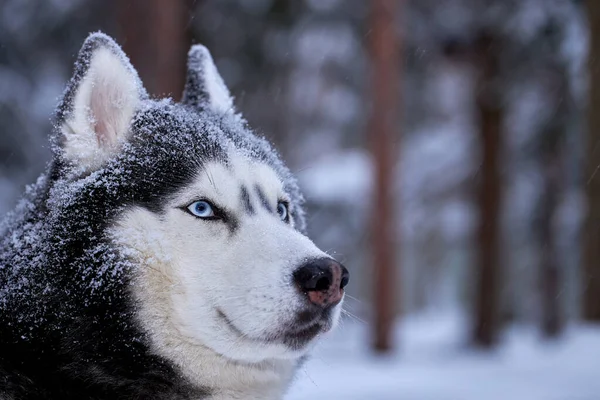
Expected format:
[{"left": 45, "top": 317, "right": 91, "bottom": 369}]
[
  {"left": 315, "top": 276, "right": 331, "bottom": 292},
  {"left": 340, "top": 277, "right": 349, "bottom": 289},
  {"left": 340, "top": 276, "right": 349, "bottom": 290},
  {"left": 340, "top": 266, "right": 350, "bottom": 290}
]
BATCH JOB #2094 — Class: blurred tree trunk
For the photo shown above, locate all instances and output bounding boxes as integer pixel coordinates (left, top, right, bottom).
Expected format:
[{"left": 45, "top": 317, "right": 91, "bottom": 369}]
[
  {"left": 538, "top": 65, "right": 568, "bottom": 338},
  {"left": 584, "top": 0, "right": 600, "bottom": 322},
  {"left": 538, "top": 128, "right": 563, "bottom": 337},
  {"left": 369, "top": 0, "right": 400, "bottom": 353},
  {"left": 473, "top": 32, "right": 502, "bottom": 348},
  {"left": 115, "top": 0, "right": 190, "bottom": 98}
]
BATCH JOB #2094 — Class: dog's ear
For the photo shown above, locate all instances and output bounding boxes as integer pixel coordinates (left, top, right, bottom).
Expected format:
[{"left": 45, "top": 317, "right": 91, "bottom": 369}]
[
  {"left": 56, "top": 32, "right": 147, "bottom": 171},
  {"left": 181, "top": 45, "right": 235, "bottom": 115}
]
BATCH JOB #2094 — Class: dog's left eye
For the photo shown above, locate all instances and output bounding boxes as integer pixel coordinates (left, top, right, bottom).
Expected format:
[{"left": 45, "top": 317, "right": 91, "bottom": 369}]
[
  {"left": 277, "top": 201, "right": 289, "bottom": 221},
  {"left": 187, "top": 200, "right": 216, "bottom": 219}
]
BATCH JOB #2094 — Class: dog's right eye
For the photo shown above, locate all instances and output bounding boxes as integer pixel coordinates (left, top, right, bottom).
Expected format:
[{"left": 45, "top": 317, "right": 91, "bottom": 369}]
[{"left": 187, "top": 200, "right": 216, "bottom": 219}]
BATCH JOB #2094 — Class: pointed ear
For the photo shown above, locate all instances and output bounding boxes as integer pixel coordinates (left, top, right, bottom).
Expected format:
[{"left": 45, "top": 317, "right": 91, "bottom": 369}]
[
  {"left": 56, "top": 32, "right": 147, "bottom": 171},
  {"left": 181, "top": 45, "right": 235, "bottom": 115}
]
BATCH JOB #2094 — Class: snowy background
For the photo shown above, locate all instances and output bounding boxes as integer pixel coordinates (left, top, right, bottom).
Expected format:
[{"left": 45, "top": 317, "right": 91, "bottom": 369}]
[
  {"left": 288, "top": 313, "right": 600, "bottom": 400},
  {"left": 1, "top": 0, "right": 599, "bottom": 398}
]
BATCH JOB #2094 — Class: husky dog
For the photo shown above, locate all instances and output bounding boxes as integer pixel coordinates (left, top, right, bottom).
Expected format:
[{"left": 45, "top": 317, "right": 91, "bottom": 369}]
[{"left": 0, "top": 33, "right": 349, "bottom": 399}]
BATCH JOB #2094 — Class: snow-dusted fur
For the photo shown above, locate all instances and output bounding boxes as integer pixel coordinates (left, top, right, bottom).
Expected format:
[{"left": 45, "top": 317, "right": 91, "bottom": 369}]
[{"left": 0, "top": 33, "right": 345, "bottom": 399}]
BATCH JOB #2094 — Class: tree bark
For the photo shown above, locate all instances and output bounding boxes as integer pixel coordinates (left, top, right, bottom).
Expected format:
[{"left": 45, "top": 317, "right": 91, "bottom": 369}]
[
  {"left": 583, "top": 0, "right": 600, "bottom": 322},
  {"left": 369, "top": 0, "right": 400, "bottom": 352},
  {"left": 539, "top": 144, "right": 562, "bottom": 337},
  {"left": 115, "top": 0, "right": 190, "bottom": 98},
  {"left": 473, "top": 33, "right": 502, "bottom": 348},
  {"left": 538, "top": 64, "right": 568, "bottom": 338}
]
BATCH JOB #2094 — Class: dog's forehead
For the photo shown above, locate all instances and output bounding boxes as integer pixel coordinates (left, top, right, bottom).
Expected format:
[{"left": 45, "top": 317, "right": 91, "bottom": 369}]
[
  {"left": 135, "top": 103, "right": 224, "bottom": 144},
  {"left": 135, "top": 102, "right": 285, "bottom": 173},
  {"left": 174, "top": 150, "right": 284, "bottom": 205},
  {"left": 135, "top": 103, "right": 257, "bottom": 160}
]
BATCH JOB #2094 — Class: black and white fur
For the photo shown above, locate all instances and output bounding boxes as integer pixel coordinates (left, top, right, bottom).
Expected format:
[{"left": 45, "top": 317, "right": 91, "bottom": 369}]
[{"left": 0, "top": 33, "right": 347, "bottom": 399}]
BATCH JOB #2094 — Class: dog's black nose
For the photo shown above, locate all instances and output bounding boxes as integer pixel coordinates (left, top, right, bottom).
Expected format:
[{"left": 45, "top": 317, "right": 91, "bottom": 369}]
[{"left": 293, "top": 258, "right": 349, "bottom": 308}]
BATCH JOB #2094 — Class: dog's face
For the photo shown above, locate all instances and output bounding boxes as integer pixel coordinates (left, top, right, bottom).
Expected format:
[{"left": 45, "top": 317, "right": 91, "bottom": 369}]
[
  {"left": 116, "top": 152, "right": 346, "bottom": 362},
  {"left": 54, "top": 33, "right": 348, "bottom": 365}
]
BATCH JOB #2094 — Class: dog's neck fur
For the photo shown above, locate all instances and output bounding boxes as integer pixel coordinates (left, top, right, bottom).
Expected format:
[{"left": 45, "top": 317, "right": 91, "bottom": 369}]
[{"left": 131, "top": 249, "right": 298, "bottom": 400}]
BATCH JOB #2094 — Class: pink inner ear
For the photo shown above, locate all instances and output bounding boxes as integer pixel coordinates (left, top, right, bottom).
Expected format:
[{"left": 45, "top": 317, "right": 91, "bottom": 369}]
[{"left": 90, "top": 81, "right": 119, "bottom": 148}]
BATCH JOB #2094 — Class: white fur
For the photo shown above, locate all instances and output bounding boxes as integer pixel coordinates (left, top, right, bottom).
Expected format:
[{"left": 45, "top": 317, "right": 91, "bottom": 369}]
[
  {"left": 110, "top": 152, "right": 341, "bottom": 399},
  {"left": 61, "top": 47, "right": 141, "bottom": 171}
]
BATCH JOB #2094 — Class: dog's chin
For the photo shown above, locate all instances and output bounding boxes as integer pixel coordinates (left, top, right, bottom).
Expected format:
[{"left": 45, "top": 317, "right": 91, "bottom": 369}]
[
  {"left": 216, "top": 307, "right": 338, "bottom": 354},
  {"left": 277, "top": 318, "right": 333, "bottom": 351}
]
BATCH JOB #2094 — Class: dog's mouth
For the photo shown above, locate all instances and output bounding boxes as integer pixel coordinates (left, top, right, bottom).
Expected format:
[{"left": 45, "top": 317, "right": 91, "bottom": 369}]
[
  {"left": 279, "top": 319, "right": 329, "bottom": 349},
  {"left": 216, "top": 308, "right": 333, "bottom": 350}
]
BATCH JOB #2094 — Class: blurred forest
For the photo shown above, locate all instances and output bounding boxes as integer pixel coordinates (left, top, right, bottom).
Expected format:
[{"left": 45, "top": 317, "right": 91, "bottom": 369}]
[{"left": 1, "top": 0, "right": 599, "bottom": 363}]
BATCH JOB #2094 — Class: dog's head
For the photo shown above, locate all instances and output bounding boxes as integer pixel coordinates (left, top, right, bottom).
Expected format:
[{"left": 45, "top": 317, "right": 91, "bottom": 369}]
[{"left": 53, "top": 33, "right": 348, "bottom": 365}]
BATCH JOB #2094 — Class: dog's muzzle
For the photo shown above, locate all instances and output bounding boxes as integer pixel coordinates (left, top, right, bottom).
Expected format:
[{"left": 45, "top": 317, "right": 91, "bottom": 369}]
[{"left": 276, "top": 258, "right": 349, "bottom": 349}]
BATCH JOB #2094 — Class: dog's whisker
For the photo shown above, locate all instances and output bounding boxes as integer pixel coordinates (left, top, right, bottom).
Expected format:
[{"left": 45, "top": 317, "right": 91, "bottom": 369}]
[
  {"left": 344, "top": 294, "right": 362, "bottom": 303},
  {"left": 302, "top": 367, "right": 319, "bottom": 388},
  {"left": 341, "top": 308, "right": 366, "bottom": 325}
]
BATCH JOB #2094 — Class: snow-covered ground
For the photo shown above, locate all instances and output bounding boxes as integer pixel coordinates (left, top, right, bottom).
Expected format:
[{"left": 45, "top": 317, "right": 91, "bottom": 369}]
[{"left": 287, "top": 311, "right": 600, "bottom": 400}]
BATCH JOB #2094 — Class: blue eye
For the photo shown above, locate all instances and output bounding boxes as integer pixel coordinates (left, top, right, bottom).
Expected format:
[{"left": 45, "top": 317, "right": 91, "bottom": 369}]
[
  {"left": 187, "top": 200, "right": 215, "bottom": 218},
  {"left": 277, "top": 201, "right": 289, "bottom": 221}
]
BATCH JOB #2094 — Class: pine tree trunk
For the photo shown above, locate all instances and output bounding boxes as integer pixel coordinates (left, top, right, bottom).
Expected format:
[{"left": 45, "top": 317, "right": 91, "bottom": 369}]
[
  {"left": 473, "top": 33, "right": 502, "bottom": 348},
  {"left": 539, "top": 149, "right": 562, "bottom": 337},
  {"left": 115, "top": 0, "right": 190, "bottom": 98},
  {"left": 538, "top": 64, "right": 568, "bottom": 338},
  {"left": 583, "top": 0, "right": 600, "bottom": 322},
  {"left": 369, "top": 0, "right": 400, "bottom": 352}
]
